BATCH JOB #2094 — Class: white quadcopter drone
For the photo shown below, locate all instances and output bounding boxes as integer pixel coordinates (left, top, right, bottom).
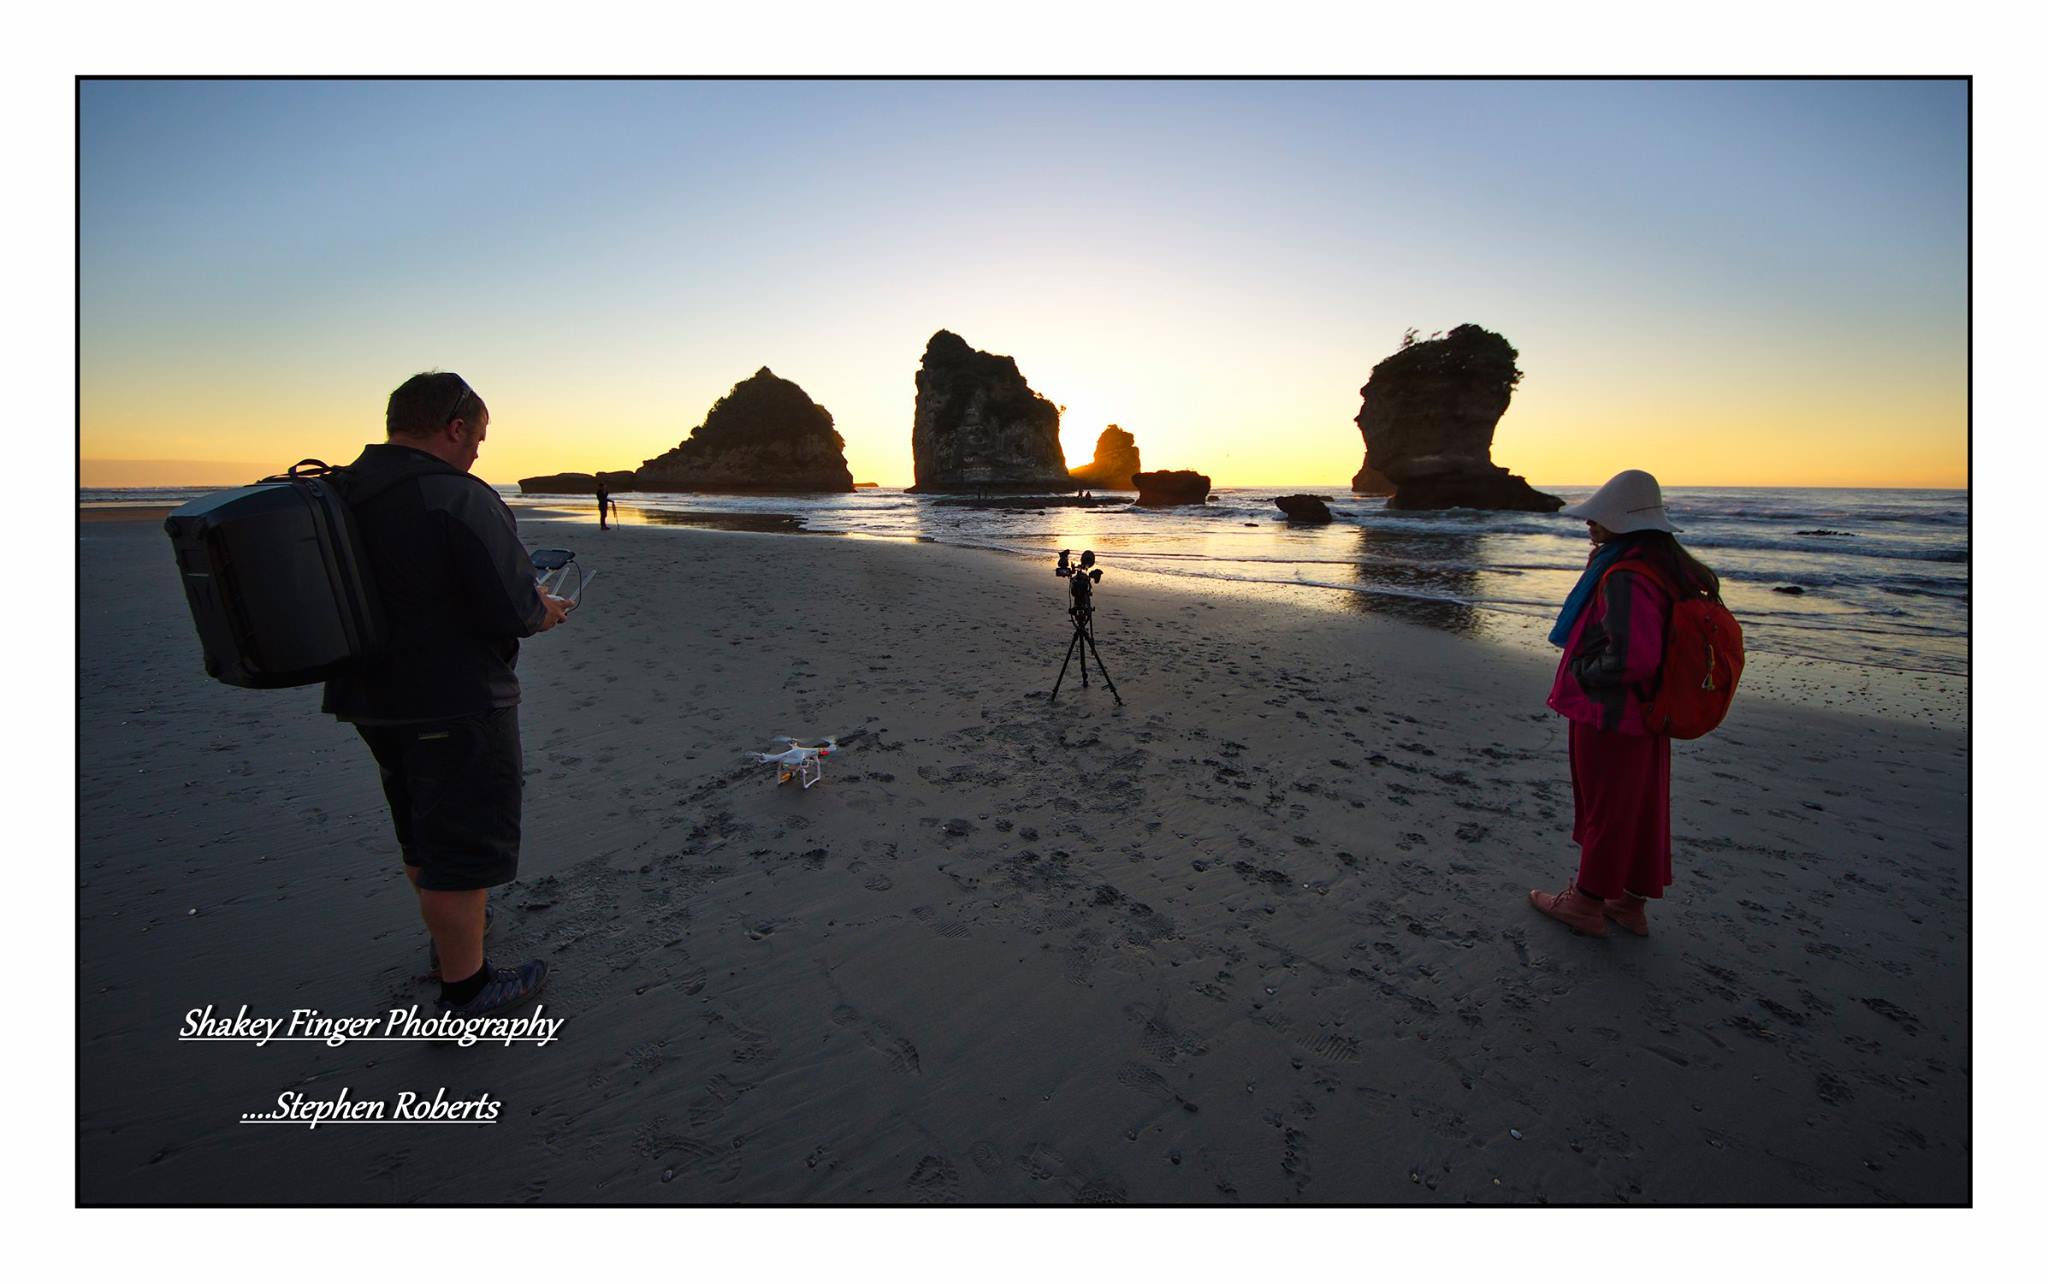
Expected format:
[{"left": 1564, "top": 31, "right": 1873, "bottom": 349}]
[{"left": 745, "top": 736, "right": 839, "bottom": 789}]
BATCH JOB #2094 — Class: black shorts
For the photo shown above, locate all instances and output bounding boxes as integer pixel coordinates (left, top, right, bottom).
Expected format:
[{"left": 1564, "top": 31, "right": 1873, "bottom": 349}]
[{"left": 356, "top": 707, "right": 522, "bottom": 891}]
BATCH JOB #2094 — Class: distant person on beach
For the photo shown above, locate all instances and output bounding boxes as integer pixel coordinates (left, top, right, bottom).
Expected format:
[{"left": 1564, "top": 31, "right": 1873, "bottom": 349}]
[
  {"left": 322, "top": 372, "right": 572, "bottom": 1015},
  {"left": 596, "top": 479, "right": 611, "bottom": 530},
  {"left": 1530, "top": 469, "right": 1721, "bottom": 938}
]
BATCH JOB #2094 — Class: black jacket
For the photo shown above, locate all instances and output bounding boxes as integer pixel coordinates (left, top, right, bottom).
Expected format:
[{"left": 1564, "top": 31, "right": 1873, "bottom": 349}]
[{"left": 321, "top": 443, "right": 547, "bottom": 723}]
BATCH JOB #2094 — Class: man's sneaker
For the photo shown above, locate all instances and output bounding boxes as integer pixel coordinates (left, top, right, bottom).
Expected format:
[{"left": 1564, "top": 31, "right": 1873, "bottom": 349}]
[
  {"left": 1528, "top": 883, "right": 1609, "bottom": 936},
  {"left": 426, "top": 901, "right": 496, "bottom": 978},
  {"left": 441, "top": 959, "right": 549, "bottom": 1017},
  {"left": 1602, "top": 896, "right": 1650, "bottom": 937}
]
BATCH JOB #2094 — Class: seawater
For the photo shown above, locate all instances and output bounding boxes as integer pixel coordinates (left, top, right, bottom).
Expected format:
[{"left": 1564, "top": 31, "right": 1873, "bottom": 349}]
[
  {"left": 85, "top": 483, "right": 1968, "bottom": 676},
  {"left": 508, "top": 484, "right": 1969, "bottom": 677}
]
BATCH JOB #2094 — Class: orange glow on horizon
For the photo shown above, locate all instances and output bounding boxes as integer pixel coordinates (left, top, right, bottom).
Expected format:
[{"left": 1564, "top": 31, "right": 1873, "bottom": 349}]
[
  {"left": 81, "top": 406, "right": 1971, "bottom": 493},
  {"left": 78, "top": 347, "right": 1968, "bottom": 493}
]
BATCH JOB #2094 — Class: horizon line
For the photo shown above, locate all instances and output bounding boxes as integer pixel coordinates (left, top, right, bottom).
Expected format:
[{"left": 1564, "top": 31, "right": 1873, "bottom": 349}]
[{"left": 76, "top": 478, "right": 1973, "bottom": 494}]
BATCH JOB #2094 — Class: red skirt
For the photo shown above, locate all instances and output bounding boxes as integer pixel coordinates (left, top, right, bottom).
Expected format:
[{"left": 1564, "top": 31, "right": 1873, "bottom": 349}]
[{"left": 1568, "top": 720, "right": 1672, "bottom": 899}]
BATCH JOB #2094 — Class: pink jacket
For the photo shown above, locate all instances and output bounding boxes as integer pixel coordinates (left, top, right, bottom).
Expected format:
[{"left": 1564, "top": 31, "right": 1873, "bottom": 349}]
[{"left": 1547, "top": 554, "right": 1673, "bottom": 734}]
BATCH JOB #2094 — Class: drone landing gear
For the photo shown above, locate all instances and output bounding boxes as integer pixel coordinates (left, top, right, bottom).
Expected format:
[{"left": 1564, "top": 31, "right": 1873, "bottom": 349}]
[{"left": 779, "top": 757, "right": 825, "bottom": 789}]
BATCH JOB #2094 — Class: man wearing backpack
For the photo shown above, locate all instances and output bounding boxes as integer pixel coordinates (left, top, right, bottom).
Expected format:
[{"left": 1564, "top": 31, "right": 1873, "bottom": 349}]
[
  {"left": 1530, "top": 470, "right": 1742, "bottom": 938},
  {"left": 323, "top": 372, "right": 572, "bottom": 1014}
]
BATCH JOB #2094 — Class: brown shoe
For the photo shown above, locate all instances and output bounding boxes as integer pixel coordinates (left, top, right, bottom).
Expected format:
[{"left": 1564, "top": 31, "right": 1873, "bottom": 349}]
[
  {"left": 1602, "top": 895, "right": 1650, "bottom": 937},
  {"left": 1528, "top": 883, "right": 1609, "bottom": 936}
]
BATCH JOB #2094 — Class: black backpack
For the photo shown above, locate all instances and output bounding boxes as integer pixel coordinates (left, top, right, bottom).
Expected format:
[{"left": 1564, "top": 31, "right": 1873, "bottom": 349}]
[{"left": 164, "top": 459, "right": 387, "bottom": 688}]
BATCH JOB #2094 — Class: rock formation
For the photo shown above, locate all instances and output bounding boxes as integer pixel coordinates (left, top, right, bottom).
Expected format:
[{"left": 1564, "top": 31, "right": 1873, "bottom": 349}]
[
  {"left": 635, "top": 368, "right": 853, "bottom": 493},
  {"left": 1068, "top": 425, "right": 1142, "bottom": 491},
  {"left": 517, "top": 470, "right": 635, "bottom": 495},
  {"left": 908, "top": 330, "right": 1071, "bottom": 493},
  {"left": 1351, "top": 324, "right": 1561, "bottom": 512},
  {"left": 1350, "top": 460, "right": 1395, "bottom": 495},
  {"left": 1132, "top": 470, "right": 1212, "bottom": 506},
  {"left": 1274, "top": 494, "right": 1333, "bottom": 524},
  {"left": 934, "top": 495, "right": 1124, "bottom": 511}
]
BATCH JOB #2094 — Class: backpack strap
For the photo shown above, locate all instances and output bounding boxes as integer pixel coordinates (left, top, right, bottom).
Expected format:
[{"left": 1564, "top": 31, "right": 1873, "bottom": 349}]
[
  {"left": 1598, "top": 556, "right": 1682, "bottom": 601},
  {"left": 258, "top": 458, "right": 336, "bottom": 484},
  {"left": 1593, "top": 558, "right": 1683, "bottom": 705}
]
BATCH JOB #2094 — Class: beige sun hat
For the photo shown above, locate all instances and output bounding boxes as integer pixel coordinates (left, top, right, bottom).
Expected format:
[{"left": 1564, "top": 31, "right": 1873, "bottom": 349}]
[{"left": 1560, "top": 469, "right": 1679, "bottom": 533}]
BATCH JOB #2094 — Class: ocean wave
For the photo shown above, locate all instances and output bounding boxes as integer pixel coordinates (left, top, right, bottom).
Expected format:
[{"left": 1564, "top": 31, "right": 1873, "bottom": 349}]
[{"left": 1674, "top": 533, "right": 1969, "bottom": 562}]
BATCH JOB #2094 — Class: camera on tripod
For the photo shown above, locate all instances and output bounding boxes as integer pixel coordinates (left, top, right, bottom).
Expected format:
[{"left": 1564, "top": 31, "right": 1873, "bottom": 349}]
[
  {"left": 1055, "top": 548, "right": 1103, "bottom": 616},
  {"left": 1050, "top": 549, "right": 1121, "bottom": 704}
]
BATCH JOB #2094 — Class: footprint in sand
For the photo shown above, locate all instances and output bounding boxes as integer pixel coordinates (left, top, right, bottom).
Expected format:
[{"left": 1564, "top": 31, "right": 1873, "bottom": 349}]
[
  {"left": 704, "top": 1011, "right": 780, "bottom": 1065},
  {"left": 1127, "top": 1001, "right": 1208, "bottom": 1064},
  {"left": 1282, "top": 1128, "right": 1312, "bottom": 1193},
  {"left": 831, "top": 1002, "right": 921, "bottom": 1075},
  {"left": 1116, "top": 1060, "right": 1201, "bottom": 1127},
  {"left": 907, "top": 1155, "right": 961, "bottom": 1203},
  {"left": 1074, "top": 1177, "right": 1129, "bottom": 1205},
  {"left": 1016, "top": 1142, "right": 1071, "bottom": 1183},
  {"left": 969, "top": 1140, "right": 1004, "bottom": 1176},
  {"left": 1302, "top": 1032, "right": 1360, "bottom": 1064}
]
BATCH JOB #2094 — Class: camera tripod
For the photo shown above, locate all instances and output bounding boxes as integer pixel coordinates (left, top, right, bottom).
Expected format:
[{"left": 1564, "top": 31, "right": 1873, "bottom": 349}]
[{"left": 1050, "top": 600, "right": 1122, "bottom": 705}]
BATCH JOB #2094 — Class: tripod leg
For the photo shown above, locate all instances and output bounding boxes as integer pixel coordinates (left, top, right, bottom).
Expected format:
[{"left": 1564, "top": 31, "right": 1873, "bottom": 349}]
[
  {"left": 1083, "top": 625, "right": 1124, "bottom": 705},
  {"left": 1050, "top": 625, "right": 1082, "bottom": 701}
]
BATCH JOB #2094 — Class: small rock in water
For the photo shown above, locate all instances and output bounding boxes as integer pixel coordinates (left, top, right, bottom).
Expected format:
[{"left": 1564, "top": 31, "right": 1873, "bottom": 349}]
[
  {"left": 1772, "top": 585, "right": 1806, "bottom": 595},
  {"left": 1169, "top": 1148, "right": 1183, "bottom": 1165}
]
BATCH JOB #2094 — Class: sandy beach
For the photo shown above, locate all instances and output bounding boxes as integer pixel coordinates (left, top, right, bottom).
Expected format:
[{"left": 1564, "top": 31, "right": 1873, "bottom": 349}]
[{"left": 76, "top": 509, "right": 1969, "bottom": 1204}]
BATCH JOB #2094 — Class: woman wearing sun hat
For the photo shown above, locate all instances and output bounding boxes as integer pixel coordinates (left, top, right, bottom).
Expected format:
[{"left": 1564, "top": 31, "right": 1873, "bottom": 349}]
[{"left": 1531, "top": 469, "right": 1722, "bottom": 937}]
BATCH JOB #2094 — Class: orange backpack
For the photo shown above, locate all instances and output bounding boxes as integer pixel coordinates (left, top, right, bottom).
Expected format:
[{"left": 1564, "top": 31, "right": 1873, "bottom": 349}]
[{"left": 1600, "top": 559, "right": 1744, "bottom": 739}]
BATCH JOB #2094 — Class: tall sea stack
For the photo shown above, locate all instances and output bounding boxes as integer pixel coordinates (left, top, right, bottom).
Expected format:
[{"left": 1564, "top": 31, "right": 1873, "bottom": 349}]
[
  {"left": 1068, "top": 425, "right": 1142, "bottom": 490},
  {"left": 908, "top": 330, "right": 1071, "bottom": 493},
  {"left": 1351, "top": 324, "right": 1561, "bottom": 512},
  {"left": 635, "top": 367, "right": 853, "bottom": 493}
]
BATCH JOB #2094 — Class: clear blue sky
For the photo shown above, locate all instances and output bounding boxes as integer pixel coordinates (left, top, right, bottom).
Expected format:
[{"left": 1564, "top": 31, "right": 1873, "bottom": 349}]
[{"left": 80, "top": 78, "right": 1968, "bottom": 487}]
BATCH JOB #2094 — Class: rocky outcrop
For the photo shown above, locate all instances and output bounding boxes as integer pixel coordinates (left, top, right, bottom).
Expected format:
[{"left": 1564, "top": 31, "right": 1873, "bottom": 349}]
[
  {"left": 1132, "top": 470, "right": 1212, "bottom": 506},
  {"left": 635, "top": 368, "right": 853, "bottom": 493},
  {"left": 518, "top": 470, "right": 635, "bottom": 495},
  {"left": 520, "top": 472, "right": 596, "bottom": 494},
  {"left": 1352, "top": 324, "right": 1561, "bottom": 512},
  {"left": 1387, "top": 472, "right": 1563, "bottom": 510},
  {"left": 1350, "top": 460, "right": 1395, "bottom": 495},
  {"left": 1274, "top": 494, "right": 1333, "bottom": 524},
  {"left": 1068, "top": 425, "right": 1142, "bottom": 490},
  {"left": 908, "top": 330, "right": 1070, "bottom": 493},
  {"left": 934, "top": 495, "right": 1125, "bottom": 511}
]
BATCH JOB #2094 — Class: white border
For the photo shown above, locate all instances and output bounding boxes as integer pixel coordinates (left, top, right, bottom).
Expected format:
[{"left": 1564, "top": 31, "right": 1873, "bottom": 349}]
[{"left": 22, "top": 0, "right": 2026, "bottom": 1271}]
